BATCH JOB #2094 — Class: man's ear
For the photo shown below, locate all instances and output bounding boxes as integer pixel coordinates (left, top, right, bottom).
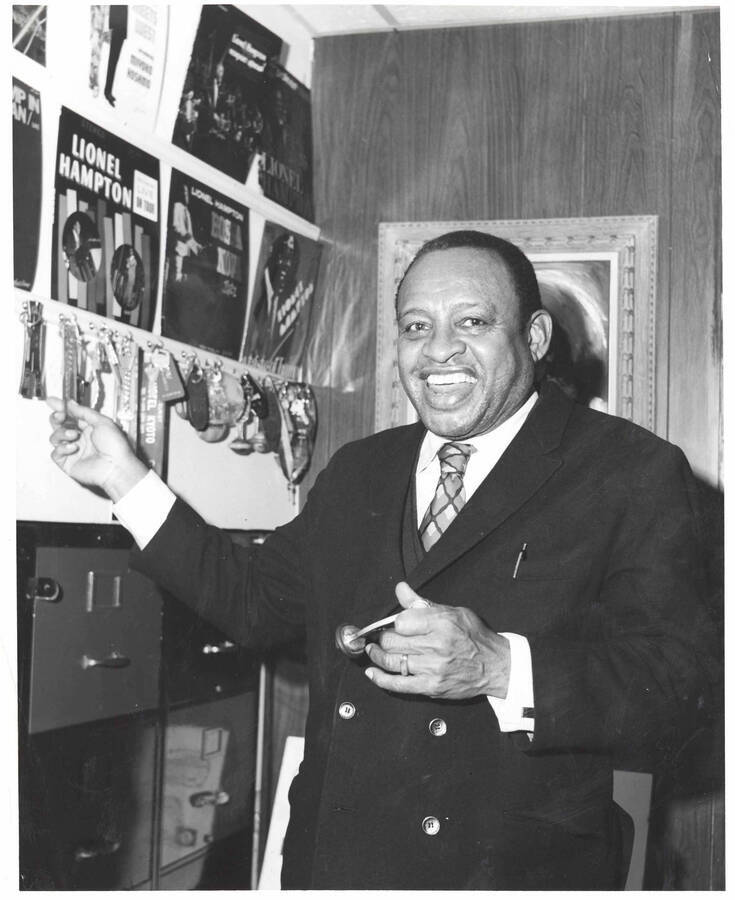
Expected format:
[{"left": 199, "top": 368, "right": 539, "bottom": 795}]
[{"left": 527, "top": 309, "right": 553, "bottom": 362}]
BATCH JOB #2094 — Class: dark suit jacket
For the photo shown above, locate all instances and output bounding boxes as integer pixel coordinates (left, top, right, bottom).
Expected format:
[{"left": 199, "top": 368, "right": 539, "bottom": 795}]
[{"left": 133, "top": 382, "right": 713, "bottom": 890}]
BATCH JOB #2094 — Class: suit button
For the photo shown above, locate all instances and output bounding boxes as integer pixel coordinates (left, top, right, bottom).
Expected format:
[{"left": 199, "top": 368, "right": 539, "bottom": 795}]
[
  {"left": 338, "top": 701, "right": 356, "bottom": 720},
  {"left": 428, "top": 717, "right": 447, "bottom": 736},
  {"left": 422, "top": 816, "right": 441, "bottom": 836}
]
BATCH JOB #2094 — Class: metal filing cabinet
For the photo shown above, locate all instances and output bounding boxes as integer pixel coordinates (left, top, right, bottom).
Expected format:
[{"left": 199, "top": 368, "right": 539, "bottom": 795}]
[
  {"left": 17, "top": 523, "right": 163, "bottom": 890},
  {"left": 17, "top": 523, "right": 266, "bottom": 891}
]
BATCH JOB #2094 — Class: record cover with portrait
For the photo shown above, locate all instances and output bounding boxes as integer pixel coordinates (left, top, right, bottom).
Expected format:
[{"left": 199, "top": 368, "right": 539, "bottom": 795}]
[
  {"left": 258, "top": 61, "right": 314, "bottom": 222},
  {"left": 172, "top": 4, "right": 282, "bottom": 183},
  {"left": 51, "top": 108, "right": 160, "bottom": 330},
  {"left": 161, "top": 168, "right": 249, "bottom": 358},
  {"left": 13, "top": 77, "right": 42, "bottom": 292},
  {"left": 242, "top": 222, "right": 321, "bottom": 369}
]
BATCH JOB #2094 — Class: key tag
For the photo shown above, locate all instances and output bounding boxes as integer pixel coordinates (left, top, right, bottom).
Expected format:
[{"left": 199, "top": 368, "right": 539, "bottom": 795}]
[
  {"left": 174, "top": 353, "right": 194, "bottom": 420},
  {"left": 245, "top": 372, "right": 268, "bottom": 420},
  {"left": 98, "top": 327, "right": 121, "bottom": 420},
  {"left": 197, "top": 361, "right": 229, "bottom": 443},
  {"left": 80, "top": 327, "right": 102, "bottom": 410},
  {"left": 250, "top": 376, "right": 278, "bottom": 453},
  {"left": 276, "top": 383, "right": 296, "bottom": 485},
  {"left": 249, "top": 411, "right": 268, "bottom": 453},
  {"left": 186, "top": 360, "right": 209, "bottom": 431},
  {"left": 59, "top": 315, "right": 80, "bottom": 427},
  {"left": 153, "top": 346, "right": 187, "bottom": 404},
  {"left": 115, "top": 333, "right": 141, "bottom": 447},
  {"left": 71, "top": 318, "right": 93, "bottom": 410},
  {"left": 205, "top": 361, "right": 228, "bottom": 425},
  {"left": 138, "top": 345, "right": 167, "bottom": 476},
  {"left": 259, "top": 377, "right": 283, "bottom": 454},
  {"left": 70, "top": 317, "right": 87, "bottom": 406},
  {"left": 229, "top": 375, "right": 254, "bottom": 454},
  {"left": 277, "top": 382, "right": 318, "bottom": 489},
  {"left": 18, "top": 300, "right": 46, "bottom": 400}
]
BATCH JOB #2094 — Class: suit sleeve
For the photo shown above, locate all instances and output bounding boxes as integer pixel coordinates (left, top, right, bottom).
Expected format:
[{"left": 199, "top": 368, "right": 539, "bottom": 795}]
[
  {"left": 525, "top": 442, "right": 718, "bottom": 761},
  {"left": 129, "top": 450, "right": 340, "bottom": 651}
]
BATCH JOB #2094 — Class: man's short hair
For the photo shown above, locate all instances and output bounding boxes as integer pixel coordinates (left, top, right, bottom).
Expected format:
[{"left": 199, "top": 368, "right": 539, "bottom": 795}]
[{"left": 396, "top": 230, "right": 542, "bottom": 327}]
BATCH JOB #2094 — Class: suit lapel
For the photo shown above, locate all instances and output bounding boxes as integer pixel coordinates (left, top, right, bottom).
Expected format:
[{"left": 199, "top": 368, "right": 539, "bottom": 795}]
[
  {"left": 345, "top": 423, "right": 425, "bottom": 624},
  {"left": 407, "top": 384, "right": 573, "bottom": 593}
]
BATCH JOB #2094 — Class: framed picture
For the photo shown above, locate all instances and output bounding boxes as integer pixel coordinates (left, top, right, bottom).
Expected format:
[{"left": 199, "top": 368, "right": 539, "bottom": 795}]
[{"left": 376, "top": 216, "right": 658, "bottom": 432}]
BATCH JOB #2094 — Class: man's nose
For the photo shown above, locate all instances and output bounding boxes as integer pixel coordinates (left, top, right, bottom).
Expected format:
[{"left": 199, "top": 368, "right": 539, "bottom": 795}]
[{"left": 422, "top": 326, "right": 466, "bottom": 362}]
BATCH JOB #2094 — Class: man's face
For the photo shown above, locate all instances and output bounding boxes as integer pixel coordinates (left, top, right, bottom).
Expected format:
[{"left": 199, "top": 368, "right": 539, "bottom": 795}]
[{"left": 396, "top": 247, "right": 540, "bottom": 439}]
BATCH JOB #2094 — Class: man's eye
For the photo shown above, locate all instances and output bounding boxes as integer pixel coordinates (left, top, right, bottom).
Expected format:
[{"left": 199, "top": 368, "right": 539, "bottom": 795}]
[
  {"left": 402, "top": 321, "right": 429, "bottom": 334},
  {"left": 460, "top": 317, "right": 486, "bottom": 328}
]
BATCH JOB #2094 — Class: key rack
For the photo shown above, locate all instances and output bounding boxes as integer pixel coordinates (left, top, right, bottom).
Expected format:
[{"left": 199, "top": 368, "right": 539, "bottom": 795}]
[{"left": 16, "top": 291, "right": 300, "bottom": 386}]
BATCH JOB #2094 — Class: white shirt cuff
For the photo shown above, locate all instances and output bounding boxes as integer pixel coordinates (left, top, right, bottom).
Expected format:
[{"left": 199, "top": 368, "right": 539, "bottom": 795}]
[
  {"left": 487, "top": 632, "right": 535, "bottom": 733},
  {"left": 112, "top": 469, "right": 176, "bottom": 549}
]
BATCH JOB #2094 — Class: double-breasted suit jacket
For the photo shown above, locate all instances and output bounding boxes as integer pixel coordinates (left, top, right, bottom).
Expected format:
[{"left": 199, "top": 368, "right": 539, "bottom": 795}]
[{"left": 133, "top": 382, "right": 712, "bottom": 890}]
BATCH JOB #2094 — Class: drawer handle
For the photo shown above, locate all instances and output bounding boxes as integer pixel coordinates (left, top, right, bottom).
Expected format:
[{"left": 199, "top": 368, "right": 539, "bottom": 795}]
[
  {"left": 73, "top": 837, "right": 122, "bottom": 860},
  {"left": 81, "top": 651, "right": 131, "bottom": 669},
  {"left": 201, "top": 641, "right": 236, "bottom": 655},
  {"left": 25, "top": 576, "right": 61, "bottom": 603},
  {"left": 189, "top": 790, "right": 230, "bottom": 808}
]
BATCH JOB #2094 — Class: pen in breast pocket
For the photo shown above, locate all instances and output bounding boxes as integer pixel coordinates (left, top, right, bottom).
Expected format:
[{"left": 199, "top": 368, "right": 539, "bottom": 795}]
[{"left": 512, "top": 543, "right": 528, "bottom": 579}]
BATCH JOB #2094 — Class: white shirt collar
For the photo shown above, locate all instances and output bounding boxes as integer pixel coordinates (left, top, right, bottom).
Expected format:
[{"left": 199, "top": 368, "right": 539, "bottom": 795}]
[{"left": 416, "top": 391, "right": 539, "bottom": 474}]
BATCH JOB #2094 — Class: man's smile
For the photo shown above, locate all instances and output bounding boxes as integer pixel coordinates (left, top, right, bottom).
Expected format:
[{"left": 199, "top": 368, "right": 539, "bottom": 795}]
[
  {"left": 424, "top": 371, "right": 477, "bottom": 386},
  {"left": 419, "top": 369, "right": 478, "bottom": 408}
]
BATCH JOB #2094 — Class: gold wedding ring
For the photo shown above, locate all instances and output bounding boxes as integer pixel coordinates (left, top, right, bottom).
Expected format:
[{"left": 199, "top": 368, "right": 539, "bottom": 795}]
[{"left": 400, "top": 653, "right": 409, "bottom": 677}]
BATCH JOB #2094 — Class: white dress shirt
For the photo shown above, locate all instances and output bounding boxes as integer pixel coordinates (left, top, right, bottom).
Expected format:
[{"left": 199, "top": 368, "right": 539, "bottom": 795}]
[
  {"left": 415, "top": 392, "right": 537, "bottom": 734},
  {"left": 114, "top": 393, "right": 537, "bottom": 735}
]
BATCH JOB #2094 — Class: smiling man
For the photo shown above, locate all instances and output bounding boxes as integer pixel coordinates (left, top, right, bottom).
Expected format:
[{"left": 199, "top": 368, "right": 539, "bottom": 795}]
[
  {"left": 47, "top": 230, "right": 713, "bottom": 890},
  {"left": 396, "top": 233, "right": 551, "bottom": 439}
]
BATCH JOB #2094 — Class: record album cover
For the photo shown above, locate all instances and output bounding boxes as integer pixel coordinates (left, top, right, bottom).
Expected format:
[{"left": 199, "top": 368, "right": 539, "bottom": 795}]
[
  {"left": 172, "top": 4, "right": 282, "bottom": 183},
  {"left": 88, "top": 5, "right": 169, "bottom": 128},
  {"left": 242, "top": 222, "right": 321, "bottom": 369},
  {"left": 12, "top": 5, "right": 46, "bottom": 65},
  {"left": 13, "top": 78, "right": 42, "bottom": 291},
  {"left": 51, "top": 108, "right": 160, "bottom": 330},
  {"left": 258, "top": 61, "right": 314, "bottom": 222},
  {"left": 161, "top": 168, "right": 249, "bottom": 358}
]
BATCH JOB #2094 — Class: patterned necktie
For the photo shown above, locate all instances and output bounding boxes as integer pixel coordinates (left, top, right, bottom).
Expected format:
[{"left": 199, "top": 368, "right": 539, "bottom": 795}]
[{"left": 419, "top": 442, "right": 475, "bottom": 552}]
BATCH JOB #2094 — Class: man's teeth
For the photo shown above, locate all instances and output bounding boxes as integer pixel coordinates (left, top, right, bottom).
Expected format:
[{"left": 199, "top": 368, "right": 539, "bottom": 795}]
[{"left": 426, "top": 373, "right": 476, "bottom": 386}]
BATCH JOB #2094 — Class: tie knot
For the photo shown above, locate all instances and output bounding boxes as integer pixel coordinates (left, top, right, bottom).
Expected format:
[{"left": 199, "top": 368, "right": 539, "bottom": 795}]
[{"left": 437, "top": 442, "right": 474, "bottom": 477}]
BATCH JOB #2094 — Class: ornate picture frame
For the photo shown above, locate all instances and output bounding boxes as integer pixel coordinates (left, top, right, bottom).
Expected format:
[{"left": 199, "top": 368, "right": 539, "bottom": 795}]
[{"left": 375, "top": 216, "right": 658, "bottom": 432}]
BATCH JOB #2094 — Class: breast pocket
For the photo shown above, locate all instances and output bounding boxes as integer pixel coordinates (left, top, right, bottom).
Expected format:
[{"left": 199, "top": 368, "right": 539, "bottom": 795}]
[
  {"left": 493, "top": 554, "right": 593, "bottom": 635},
  {"left": 512, "top": 559, "right": 578, "bottom": 582}
]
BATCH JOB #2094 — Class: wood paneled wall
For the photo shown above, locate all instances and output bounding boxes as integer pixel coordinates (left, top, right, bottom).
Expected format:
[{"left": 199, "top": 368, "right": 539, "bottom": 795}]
[
  {"left": 306, "top": 10, "right": 721, "bottom": 491},
  {"left": 304, "top": 9, "right": 722, "bottom": 890}
]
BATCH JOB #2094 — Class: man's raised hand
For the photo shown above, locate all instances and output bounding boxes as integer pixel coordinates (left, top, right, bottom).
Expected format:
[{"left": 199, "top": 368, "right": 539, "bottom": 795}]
[{"left": 47, "top": 397, "right": 148, "bottom": 502}]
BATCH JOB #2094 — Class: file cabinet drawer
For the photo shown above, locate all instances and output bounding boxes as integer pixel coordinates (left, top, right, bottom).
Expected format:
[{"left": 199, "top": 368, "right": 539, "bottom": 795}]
[
  {"left": 21, "top": 717, "right": 157, "bottom": 890},
  {"left": 164, "top": 597, "right": 259, "bottom": 705},
  {"left": 162, "top": 530, "right": 265, "bottom": 706},
  {"left": 28, "top": 545, "right": 162, "bottom": 733}
]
